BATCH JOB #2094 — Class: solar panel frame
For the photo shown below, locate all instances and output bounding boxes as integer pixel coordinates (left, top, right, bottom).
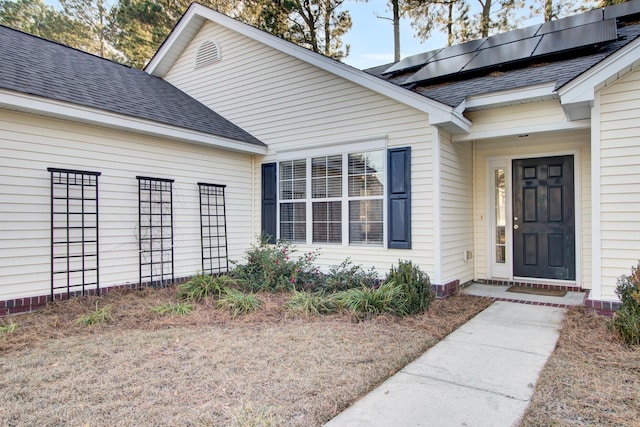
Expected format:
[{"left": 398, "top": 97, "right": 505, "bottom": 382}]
[
  {"left": 430, "top": 38, "right": 487, "bottom": 61},
  {"left": 383, "top": 49, "right": 443, "bottom": 74},
  {"left": 533, "top": 19, "right": 617, "bottom": 56},
  {"left": 536, "top": 9, "right": 603, "bottom": 34},
  {"left": 604, "top": 0, "right": 640, "bottom": 20},
  {"left": 479, "top": 25, "right": 541, "bottom": 48},
  {"left": 404, "top": 51, "right": 478, "bottom": 84},
  {"left": 462, "top": 37, "right": 541, "bottom": 72}
]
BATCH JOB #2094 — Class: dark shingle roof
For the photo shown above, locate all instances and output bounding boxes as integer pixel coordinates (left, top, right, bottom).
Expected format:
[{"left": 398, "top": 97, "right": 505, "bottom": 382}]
[
  {"left": 0, "top": 25, "right": 264, "bottom": 147},
  {"left": 367, "top": 20, "right": 640, "bottom": 108}
]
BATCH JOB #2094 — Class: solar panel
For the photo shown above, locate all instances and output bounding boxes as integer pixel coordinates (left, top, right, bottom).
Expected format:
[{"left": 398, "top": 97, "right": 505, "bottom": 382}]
[
  {"left": 604, "top": 0, "right": 640, "bottom": 20},
  {"left": 533, "top": 18, "right": 617, "bottom": 56},
  {"left": 462, "top": 37, "right": 541, "bottom": 72},
  {"left": 430, "top": 38, "right": 487, "bottom": 61},
  {"left": 536, "top": 9, "right": 603, "bottom": 34},
  {"left": 479, "top": 25, "right": 541, "bottom": 49},
  {"left": 384, "top": 49, "right": 442, "bottom": 74},
  {"left": 404, "top": 52, "right": 478, "bottom": 84}
]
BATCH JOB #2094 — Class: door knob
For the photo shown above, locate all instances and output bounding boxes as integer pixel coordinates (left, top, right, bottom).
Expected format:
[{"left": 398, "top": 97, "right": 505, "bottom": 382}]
[{"left": 514, "top": 224, "right": 519, "bottom": 229}]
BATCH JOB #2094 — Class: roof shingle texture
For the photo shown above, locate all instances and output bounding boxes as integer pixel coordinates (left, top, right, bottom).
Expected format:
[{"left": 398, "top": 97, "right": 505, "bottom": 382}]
[{"left": 0, "top": 25, "right": 264, "bottom": 147}]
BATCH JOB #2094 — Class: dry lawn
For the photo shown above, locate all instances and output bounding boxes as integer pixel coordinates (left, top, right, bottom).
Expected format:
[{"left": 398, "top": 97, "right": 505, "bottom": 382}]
[
  {"left": 0, "top": 288, "right": 491, "bottom": 426},
  {"left": 521, "top": 307, "right": 640, "bottom": 426}
]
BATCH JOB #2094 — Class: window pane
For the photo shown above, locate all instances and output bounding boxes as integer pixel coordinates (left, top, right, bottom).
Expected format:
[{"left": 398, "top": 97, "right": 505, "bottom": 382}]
[
  {"left": 494, "top": 168, "right": 506, "bottom": 264},
  {"left": 293, "top": 160, "right": 306, "bottom": 179},
  {"left": 313, "top": 201, "right": 341, "bottom": 243},
  {"left": 312, "top": 178, "right": 326, "bottom": 198},
  {"left": 349, "top": 200, "right": 383, "bottom": 246},
  {"left": 349, "top": 151, "right": 384, "bottom": 197},
  {"left": 293, "top": 180, "right": 306, "bottom": 199},
  {"left": 280, "top": 202, "right": 305, "bottom": 242},
  {"left": 280, "top": 159, "right": 306, "bottom": 201},
  {"left": 312, "top": 155, "right": 342, "bottom": 199},
  {"left": 280, "top": 181, "right": 292, "bottom": 200}
]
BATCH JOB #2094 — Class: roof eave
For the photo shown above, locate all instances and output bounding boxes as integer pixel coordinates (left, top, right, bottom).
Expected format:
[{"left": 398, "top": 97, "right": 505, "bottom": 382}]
[
  {"left": 145, "top": 4, "right": 470, "bottom": 134},
  {"left": 559, "top": 35, "right": 640, "bottom": 120},
  {"left": 0, "top": 89, "right": 268, "bottom": 155}
]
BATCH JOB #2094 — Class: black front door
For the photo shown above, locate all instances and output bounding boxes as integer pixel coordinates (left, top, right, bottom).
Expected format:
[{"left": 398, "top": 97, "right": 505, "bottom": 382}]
[{"left": 513, "top": 156, "right": 575, "bottom": 280}]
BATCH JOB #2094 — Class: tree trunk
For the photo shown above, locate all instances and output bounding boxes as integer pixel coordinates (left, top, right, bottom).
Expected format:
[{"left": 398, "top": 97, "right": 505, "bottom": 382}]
[
  {"left": 447, "top": 1, "right": 453, "bottom": 46},
  {"left": 392, "top": 0, "right": 400, "bottom": 62},
  {"left": 480, "top": 0, "right": 491, "bottom": 37},
  {"left": 545, "top": 0, "right": 553, "bottom": 21}
]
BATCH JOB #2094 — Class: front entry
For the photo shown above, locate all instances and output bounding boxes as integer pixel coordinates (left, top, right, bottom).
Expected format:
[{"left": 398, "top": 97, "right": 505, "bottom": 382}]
[{"left": 512, "top": 156, "right": 575, "bottom": 280}]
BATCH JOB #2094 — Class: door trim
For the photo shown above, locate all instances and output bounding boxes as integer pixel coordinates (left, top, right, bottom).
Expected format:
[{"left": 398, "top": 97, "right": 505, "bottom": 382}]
[{"left": 485, "top": 149, "right": 582, "bottom": 285}]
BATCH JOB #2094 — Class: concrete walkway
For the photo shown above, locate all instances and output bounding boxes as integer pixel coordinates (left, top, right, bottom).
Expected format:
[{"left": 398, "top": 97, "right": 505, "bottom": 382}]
[{"left": 325, "top": 299, "right": 567, "bottom": 427}]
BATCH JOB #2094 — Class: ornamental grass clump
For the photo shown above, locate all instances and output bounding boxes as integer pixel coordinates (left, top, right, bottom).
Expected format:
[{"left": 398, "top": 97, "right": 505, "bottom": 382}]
[
  {"left": 76, "top": 302, "right": 113, "bottom": 326},
  {"left": 231, "top": 235, "right": 321, "bottom": 292},
  {"left": 336, "top": 281, "right": 409, "bottom": 318},
  {"left": 285, "top": 290, "right": 338, "bottom": 316},
  {"left": 178, "top": 274, "right": 234, "bottom": 301},
  {"left": 610, "top": 261, "right": 640, "bottom": 345},
  {"left": 385, "top": 260, "right": 434, "bottom": 315},
  {"left": 151, "top": 302, "right": 194, "bottom": 316},
  {"left": 216, "top": 288, "right": 262, "bottom": 317}
]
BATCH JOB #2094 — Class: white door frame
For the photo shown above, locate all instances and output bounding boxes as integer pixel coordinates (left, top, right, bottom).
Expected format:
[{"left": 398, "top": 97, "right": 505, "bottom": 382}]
[{"left": 485, "top": 150, "right": 582, "bottom": 285}]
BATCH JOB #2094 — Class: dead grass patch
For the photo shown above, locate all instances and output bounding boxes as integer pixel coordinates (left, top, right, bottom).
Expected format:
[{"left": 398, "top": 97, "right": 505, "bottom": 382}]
[
  {"left": 0, "top": 288, "right": 491, "bottom": 426},
  {"left": 521, "top": 307, "right": 640, "bottom": 426}
]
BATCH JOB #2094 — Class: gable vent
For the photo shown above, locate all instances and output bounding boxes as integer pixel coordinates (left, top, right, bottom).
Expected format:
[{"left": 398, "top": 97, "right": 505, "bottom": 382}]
[{"left": 195, "top": 40, "right": 221, "bottom": 69}]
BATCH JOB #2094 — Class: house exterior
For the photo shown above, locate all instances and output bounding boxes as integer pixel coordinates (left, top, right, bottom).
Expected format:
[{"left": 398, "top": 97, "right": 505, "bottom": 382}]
[{"left": 2, "top": 1, "right": 640, "bottom": 315}]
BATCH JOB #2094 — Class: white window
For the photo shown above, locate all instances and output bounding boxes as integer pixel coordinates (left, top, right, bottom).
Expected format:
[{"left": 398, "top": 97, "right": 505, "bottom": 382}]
[
  {"left": 279, "top": 159, "right": 306, "bottom": 242},
  {"left": 278, "top": 149, "right": 385, "bottom": 247}
]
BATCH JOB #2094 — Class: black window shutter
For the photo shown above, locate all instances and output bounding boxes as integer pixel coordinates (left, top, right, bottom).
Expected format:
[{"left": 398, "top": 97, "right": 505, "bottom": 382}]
[
  {"left": 261, "top": 163, "right": 277, "bottom": 244},
  {"left": 388, "top": 147, "right": 411, "bottom": 249}
]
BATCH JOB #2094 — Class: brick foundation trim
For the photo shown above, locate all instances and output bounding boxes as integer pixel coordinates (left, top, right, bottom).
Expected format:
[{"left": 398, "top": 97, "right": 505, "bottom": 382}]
[
  {"left": 583, "top": 291, "right": 621, "bottom": 317},
  {"left": 476, "top": 278, "right": 582, "bottom": 292},
  {"left": 432, "top": 279, "right": 461, "bottom": 299},
  {"left": 0, "top": 277, "right": 192, "bottom": 317}
]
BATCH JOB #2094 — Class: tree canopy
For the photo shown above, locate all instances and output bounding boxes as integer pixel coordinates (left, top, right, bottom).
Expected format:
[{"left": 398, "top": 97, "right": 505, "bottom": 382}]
[{"left": 0, "top": 0, "right": 603, "bottom": 67}]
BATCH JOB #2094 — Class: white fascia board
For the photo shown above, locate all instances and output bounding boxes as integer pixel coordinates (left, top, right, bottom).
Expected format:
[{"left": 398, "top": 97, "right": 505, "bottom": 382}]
[
  {"left": 0, "top": 89, "right": 268, "bottom": 155},
  {"left": 463, "top": 82, "right": 558, "bottom": 111},
  {"left": 559, "top": 37, "right": 640, "bottom": 106},
  {"left": 145, "top": 4, "right": 471, "bottom": 134},
  {"left": 452, "top": 118, "right": 590, "bottom": 143}
]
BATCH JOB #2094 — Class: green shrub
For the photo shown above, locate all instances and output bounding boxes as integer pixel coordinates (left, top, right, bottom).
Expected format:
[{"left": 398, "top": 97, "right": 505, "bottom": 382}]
[
  {"left": 285, "top": 290, "right": 338, "bottom": 316},
  {"left": 216, "top": 288, "right": 262, "bottom": 317},
  {"left": 321, "top": 258, "right": 378, "bottom": 292},
  {"left": 0, "top": 319, "right": 18, "bottom": 335},
  {"left": 230, "top": 235, "right": 321, "bottom": 292},
  {"left": 76, "top": 302, "right": 112, "bottom": 326},
  {"left": 336, "top": 281, "right": 408, "bottom": 318},
  {"left": 611, "top": 261, "right": 640, "bottom": 345},
  {"left": 385, "top": 260, "right": 434, "bottom": 314},
  {"left": 178, "top": 274, "right": 233, "bottom": 301},
  {"left": 151, "top": 302, "right": 194, "bottom": 316}
]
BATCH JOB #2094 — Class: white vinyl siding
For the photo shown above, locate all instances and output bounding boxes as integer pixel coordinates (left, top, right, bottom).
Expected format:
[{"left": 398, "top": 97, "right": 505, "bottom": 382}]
[
  {"left": 472, "top": 127, "right": 591, "bottom": 289},
  {"left": 439, "top": 132, "right": 474, "bottom": 284},
  {"left": 465, "top": 100, "right": 577, "bottom": 135},
  {"left": 598, "top": 68, "right": 640, "bottom": 300},
  {"left": 0, "top": 110, "right": 254, "bottom": 300},
  {"left": 163, "top": 21, "right": 436, "bottom": 277}
]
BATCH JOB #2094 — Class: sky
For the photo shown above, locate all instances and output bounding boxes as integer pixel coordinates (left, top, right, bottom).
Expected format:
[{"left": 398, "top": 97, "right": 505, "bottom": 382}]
[
  {"left": 342, "top": 0, "right": 449, "bottom": 69},
  {"left": 44, "top": 0, "right": 596, "bottom": 70}
]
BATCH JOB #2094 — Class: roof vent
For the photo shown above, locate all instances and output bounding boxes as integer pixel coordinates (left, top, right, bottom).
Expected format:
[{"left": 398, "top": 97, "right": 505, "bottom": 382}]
[{"left": 195, "top": 40, "right": 221, "bottom": 69}]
